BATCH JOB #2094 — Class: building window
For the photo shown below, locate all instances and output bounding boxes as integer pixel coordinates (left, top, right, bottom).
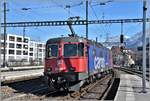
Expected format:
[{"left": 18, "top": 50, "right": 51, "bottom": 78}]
[
  {"left": 1, "top": 42, "right": 7, "bottom": 47},
  {"left": 0, "top": 34, "right": 7, "bottom": 40},
  {"left": 39, "top": 53, "right": 42, "bottom": 57},
  {"left": 29, "top": 42, "right": 34, "bottom": 47},
  {"left": 9, "top": 36, "right": 15, "bottom": 41},
  {"left": 23, "top": 45, "right": 28, "bottom": 49},
  {"left": 43, "top": 44, "right": 45, "bottom": 48},
  {"left": 30, "top": 48, "right": 33, "bottom": 51},
  {"left": 8, "top": 56, "right": 15, "bottom": 61},
  {"left": 23, "top": 51, "right": 28, "bottom": 55},
  {"left": 1, "top": 49, "right": 4, "bottom": 54},
  {"left": 16, "top": 44, "right": 22, "bottom": 49},
  {"left": 38, "top": 44, "right": 42, "bottom": 47},
  {"left": 24, "top": 38, "right": 28, "bottom": 43},
  {"left": 29, "top": 53, "right": 33, "bottom": 56},
  {"left": 39, "top": 49, "right": 42, "bottom": 52},
  {"left": 9, "top": 43, "right": 15, "bottom": 48},
  {"left": 34, "top": 53, "right": 37, "bottom": 57},
  {"left": 1, "top": 49, "right": 7, "bottom": 54},
  {"left": 17, "top": 37, "right": 22, "bottom": 42},
  {"left": 16, "top": 50, "right": 22, "bottom": 55},
  {"left": 9, "top": 50, "right": 14, "bottom": 54},
  {"left": 16, "top": 56, "right": 22, "bottom": 60}
]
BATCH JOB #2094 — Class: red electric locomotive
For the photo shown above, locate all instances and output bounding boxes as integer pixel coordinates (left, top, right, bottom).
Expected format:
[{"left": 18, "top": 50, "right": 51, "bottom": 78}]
[
  {"left": 44, "top": 36, "right": 88, "bottom": 90},
  {"left": 44, "top": 36, "right": 113, "bottom": 91}
]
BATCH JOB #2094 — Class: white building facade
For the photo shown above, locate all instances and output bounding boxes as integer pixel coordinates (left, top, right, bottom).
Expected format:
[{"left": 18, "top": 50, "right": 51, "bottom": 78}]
[{"left": 0, "top": 34, "right": 45, "bottom": 66}]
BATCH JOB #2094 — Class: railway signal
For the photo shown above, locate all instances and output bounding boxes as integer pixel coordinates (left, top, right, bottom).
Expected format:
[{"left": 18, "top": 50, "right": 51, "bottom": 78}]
[
  {"left": 120, "top": 34, "right": 124, "bottom": 44},
  {"left": 120, "top": 46, "right": 124, "bottom": 53}
]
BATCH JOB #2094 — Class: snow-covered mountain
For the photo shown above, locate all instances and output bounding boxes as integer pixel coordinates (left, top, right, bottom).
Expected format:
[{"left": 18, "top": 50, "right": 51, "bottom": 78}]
[
  {"left": 102, "top": 35, "right": 130, "bottom": 48},
  {"left": 102, "top": 29, "right": 150, "bottom": 49},
  {"left": 126, "top": 29, "right": 149, "bottom": 48}
]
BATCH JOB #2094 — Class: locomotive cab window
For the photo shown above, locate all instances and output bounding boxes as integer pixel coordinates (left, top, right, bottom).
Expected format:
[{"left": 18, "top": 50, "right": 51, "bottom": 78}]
[
  {"left": 47, "top": 44, "right": 58, "bottom": 57},
  {"left": 78, "top": 43, "right": 84, "bottom": 56},
  {"left": 64, "top": 44, "right": 77, "bottom": 57}
]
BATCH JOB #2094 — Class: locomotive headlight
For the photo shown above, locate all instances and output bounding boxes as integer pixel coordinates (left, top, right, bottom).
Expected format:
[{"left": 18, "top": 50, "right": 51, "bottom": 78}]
[
  {"left": 78, "top": 38, "right": 83, "bottom": 42},
  {"left": 47, "top": 68, "right": 52, "bottom": 73}
]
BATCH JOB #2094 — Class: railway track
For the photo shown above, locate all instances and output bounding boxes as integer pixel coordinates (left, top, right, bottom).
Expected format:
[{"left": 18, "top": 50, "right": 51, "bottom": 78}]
[
  {"left": 80, "top": 75, "right": 112, "bottom": 100},
  {"left": 2, "top": 73, "right": 115, "bottom": 101},
  {"left": 1, "top": 77, "right": 51, "bottom": 101},
  {"left": 118, "top": 67, "right": 149, "bottom": 81},
  {"left": 57, "top": 74, "right": 113, "bottom": 100}
]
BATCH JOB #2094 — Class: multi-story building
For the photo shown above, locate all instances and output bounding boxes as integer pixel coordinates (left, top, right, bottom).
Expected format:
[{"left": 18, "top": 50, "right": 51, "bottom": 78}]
[
  {"left": 29, "top": 40, "right": 45, "bottom": 64},
  {"left": 0, "top": 34, "right": 45, "bottom": 66},
  {"left": 111, "top": 46, "right": 123, "bottom": 65}
]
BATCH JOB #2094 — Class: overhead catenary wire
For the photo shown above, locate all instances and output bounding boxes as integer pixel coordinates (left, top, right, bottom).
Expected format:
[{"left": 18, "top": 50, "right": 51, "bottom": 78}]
[
  {"left": 89, "top": 3, "right": 108, "bottom": 42},
  {"left": 89, "top": 4, "right": 102, "bottom": 38},
  {"left": 4, "top": 0, "right": 72, "bottom": 38},
  {"left": 50, "top": 0, "right": 75, "bottom": 17},
  {"left": 124, "top": 22, "right": 142, "bottom": 35},
  {"left": 90, "top": 0, "right": 111, "bottom": 36}
]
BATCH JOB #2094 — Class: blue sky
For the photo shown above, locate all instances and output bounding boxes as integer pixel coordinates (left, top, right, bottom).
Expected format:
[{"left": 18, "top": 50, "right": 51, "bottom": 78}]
[{"left": 1, "top": 0, "right": 150, "bottom": 42}]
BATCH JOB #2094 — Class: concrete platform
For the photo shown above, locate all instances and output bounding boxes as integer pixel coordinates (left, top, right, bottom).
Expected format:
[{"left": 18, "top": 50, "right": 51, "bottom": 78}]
[
  {"left": 1, "top": 69, "right": 43, "bottom": 84},
  {"left": 1, "top": 66, "right": 44, "bottom": 72},
  {"left": 114, "top": 71, "right": 150, "bottom": 101}
]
